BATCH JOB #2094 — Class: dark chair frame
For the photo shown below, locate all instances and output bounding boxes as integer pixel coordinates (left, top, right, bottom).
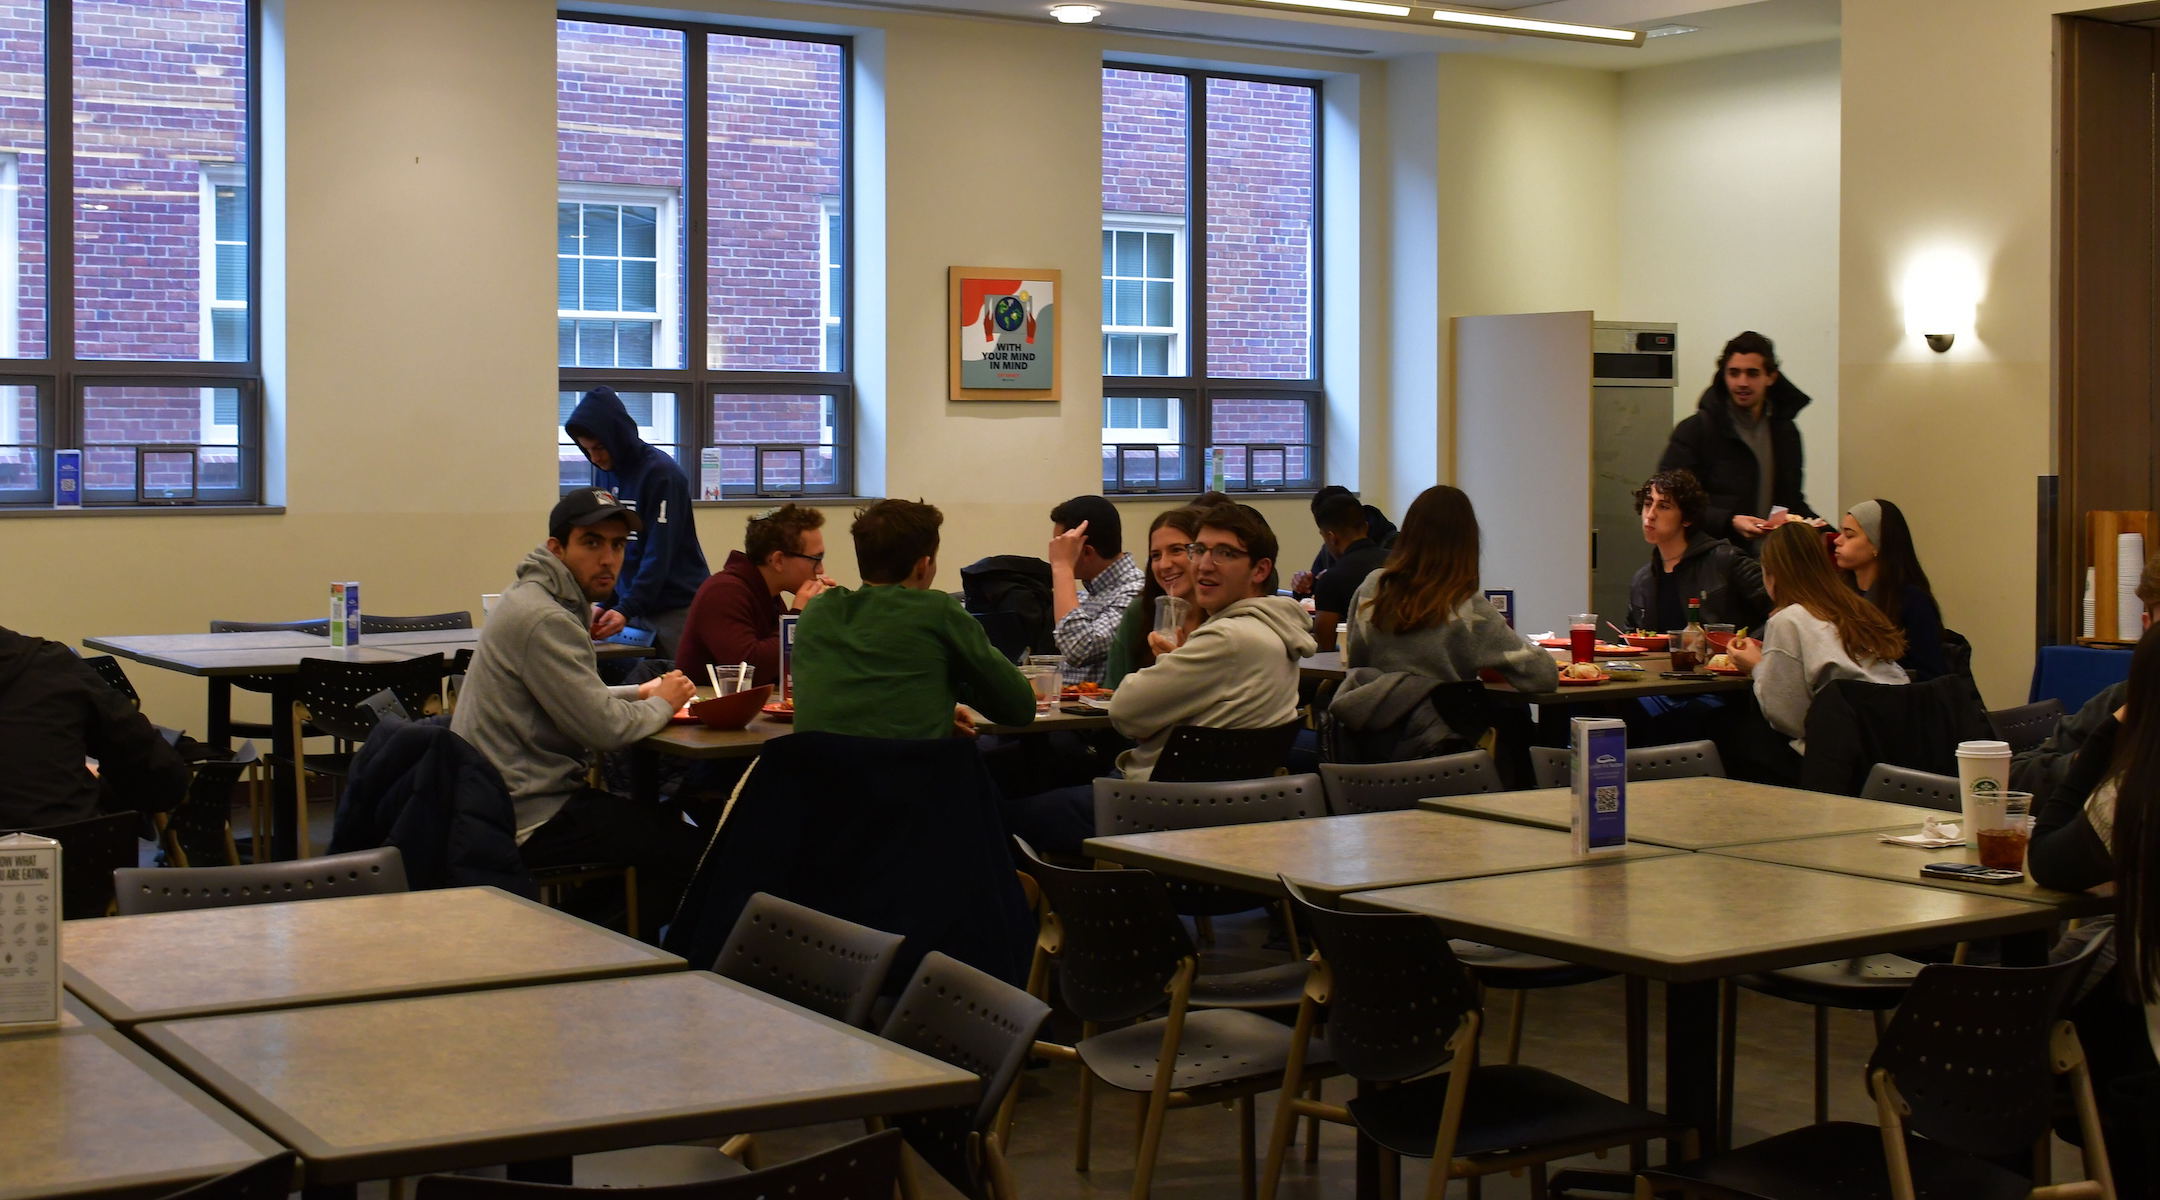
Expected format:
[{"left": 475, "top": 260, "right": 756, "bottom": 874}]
[
  {"left": 3, "top": 811, "right": 141, "bottom": 919},
  {"left": 412, "top": 1129, "right": 904, "bottom": 1200},
  {"left": 1151, "top": 720, "right": 1304, "bottom": 783},
  {"left": 115, "top": 846, "right": 408, "bottom": 915},
  {"left": 711, "top": 892, "right": 906, "bottom": 1030},
  {"left": 1987, "top": 697, "right": 2064, "bottom": 754},
  {"left": 1318, "top": 748, "right": 1501, "bottom": 816},
  {"left": 359, "top": 611, "right": 474, "bottom": 634}
]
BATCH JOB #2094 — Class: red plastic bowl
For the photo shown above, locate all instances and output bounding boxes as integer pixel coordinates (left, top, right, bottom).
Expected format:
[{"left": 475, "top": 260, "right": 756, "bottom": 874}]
[{"left": 689, "top": 685, "right": 773, "bottom": 730}]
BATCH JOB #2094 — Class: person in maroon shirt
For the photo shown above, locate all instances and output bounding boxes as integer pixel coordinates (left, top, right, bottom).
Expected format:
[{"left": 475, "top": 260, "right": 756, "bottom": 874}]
[{"left": 676, "top": 504, "right": 835, "bottom": 686}]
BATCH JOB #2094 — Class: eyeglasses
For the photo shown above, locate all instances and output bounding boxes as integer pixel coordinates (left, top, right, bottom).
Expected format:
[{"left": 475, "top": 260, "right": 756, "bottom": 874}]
[
  {"left": 786, "top": 551, "right": 825, "bottom": 566},
  {"left": 1184, "top": 543, "right": 1251, "bottom": 564}
]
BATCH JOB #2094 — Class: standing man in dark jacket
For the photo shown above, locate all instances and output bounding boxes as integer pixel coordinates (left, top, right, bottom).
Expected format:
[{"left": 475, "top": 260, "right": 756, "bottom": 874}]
[
  {"left": 1624, "top": 468, "right": 1770, "bottom": 633},
  {"left": 1658, "top": 331, "right": 1818, "bottom": 545},
  {"left": 0, "top": 626, "right": 189, "bottom": 829},
  {"left": 564, "top": 386, "right": 709, "bottom": 656}
]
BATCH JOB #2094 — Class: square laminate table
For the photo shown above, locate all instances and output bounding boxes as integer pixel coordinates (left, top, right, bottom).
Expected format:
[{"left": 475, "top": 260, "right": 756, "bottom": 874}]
[
  {"left": 1083, "top": 809, "right": 1680, "bottom": 898},
  {"left": 1345, "top": 854, "right": 2087, "bottom": 1152},
  {"left": 138, "top": 971, "right": 980, "bottom": 1187},
  {"left": 1709, "top": 832, "right": 2115, "bottom": 913},
  {"left": 65, "top": 887, "right": 681, "bottom": 1026},
  {"left": 0, "top": 991, "right": 109, "bottom": 1039},
  {"left": 1420, "top": 778, "right": 1945, "bottom": 850},
  {"left": 0, "top": 1027, "right": 287, "bottom": 1200},
  {"left": 1296, "top": 650, "right": 1750, "bottom": 705}
]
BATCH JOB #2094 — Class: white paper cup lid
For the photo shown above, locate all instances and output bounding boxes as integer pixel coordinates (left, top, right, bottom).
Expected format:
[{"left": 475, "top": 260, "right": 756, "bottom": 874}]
[{"left": 1956, "top": 740, "right": 2011, "bottom": 756}]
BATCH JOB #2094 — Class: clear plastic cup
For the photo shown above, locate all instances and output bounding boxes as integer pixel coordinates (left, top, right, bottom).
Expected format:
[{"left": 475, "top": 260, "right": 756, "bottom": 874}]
[
  {"left": 1155, "top": 595, "right": 1192, "bottom": 642},
  {"left": 1021, "top": 665, "right": 1061, "bottom": 712},
  {"left": 1568, "top": 613, "right": 1597, "bottom": 664},
  {"left": 711, "top": 664, "right": 753, "bottom": 696}
]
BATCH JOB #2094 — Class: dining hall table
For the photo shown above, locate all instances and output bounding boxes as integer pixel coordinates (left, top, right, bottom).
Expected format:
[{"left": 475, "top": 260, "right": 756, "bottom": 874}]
[{"left": 81, "top": 628, "right": 649, "bottom": 860}]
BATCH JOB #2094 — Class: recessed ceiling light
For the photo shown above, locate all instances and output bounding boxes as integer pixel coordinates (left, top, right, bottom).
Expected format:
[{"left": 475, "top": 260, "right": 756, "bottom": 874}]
[
  {"left": 1251, "top": 0, "right": 1412, "bottom": 16},
  {"left": 1050, "top": 3, "right": 1102, "bottom": 21},
  {"left": 1643, "top": 23, "right": 1702, "bottom": 38}
]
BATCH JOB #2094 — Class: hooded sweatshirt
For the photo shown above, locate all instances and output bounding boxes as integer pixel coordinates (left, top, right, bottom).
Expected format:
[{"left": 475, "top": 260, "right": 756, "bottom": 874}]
[
  {"left": 564, "top": 387, "right": 709, "bottom": 622},
  {"left": 1657, "top": 374, "right": 1817, "bottom": 540},
  {"left": 1108, "top": 595, "right": 1316, "bottom": 781},
  {"left": 0, "top": 627, "right": 189, "bottom": 829},
  {"left": 450, "top": 546, "right": 676, "bottom": 839}
]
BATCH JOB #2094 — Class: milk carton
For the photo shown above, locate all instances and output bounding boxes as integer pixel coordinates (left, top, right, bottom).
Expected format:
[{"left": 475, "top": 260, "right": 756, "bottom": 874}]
[
  {"left": 330, "top": 581, "right": 361, "bottom": 647},
  {"left": 1570, "top": 716, "right": 1628, "bottom": 854},
  {"left": 0, "top": 832, "right": 61, "bottom": 1032}
]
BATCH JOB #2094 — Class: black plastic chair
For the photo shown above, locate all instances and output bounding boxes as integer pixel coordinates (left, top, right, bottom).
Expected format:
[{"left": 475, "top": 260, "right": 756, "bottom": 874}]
[
  {"left": 1151, "top": 719, "right": 1304, "bottom": 782},
  {"left": 2, "top": 811, "right": 140, "bottom": 919},
  {"left": 359, "top": 611, "right": 474, "bottom": 634},
  {"left": 414, "top": 1129, "right": 904, "bottom": 1200},
  {"left": 879, "top": 951, "right": 1052, "bottom": 1200},
  {"left": 114, "top": 846, "right": 408, "bottom": 915},
  {"left": 160, "top": 752, "right": 261, "bottom": 868},
  {"left": 152, "top": 1152, "right": 299, "bottom": 1200},
  {"left": 712, "top": 892, "right": 905, "bottom": 1029},
  {"left": 970, "top": 610, "right": 1031, "bottom": 662},
  {"left": 1861, "top": 762, "right": 1961, "bottom": 812},
  {"left": 1648, "top": 945, "right": 2117, "bottom": 1200},
  {"left": 1016, "top": 838, "right": 1324, "bottom": 1199},
  {"left": 1091, "top": 774, "right": 1325, "bottom": 1008},
  {"left": 1530, "top": 739, "right": 1726, "bottom": 789},
  {"left": 209, "top": 617, "right": 331, "bottom": 747},
  {"left": 80, "top": 654, "right": 142, "bottom": 707},
  {"left": 278, "top": 654, "right": 446, "bottom": 857},
  {"left": 1987, "top": 697, "right": 2064, "bottom": 754},
  {"left": 1318, "top": 747, "right": 1501, "bottom": 815},
  {"left": 1261, "top": 880, "right": 1685, "bottom": 1200}
]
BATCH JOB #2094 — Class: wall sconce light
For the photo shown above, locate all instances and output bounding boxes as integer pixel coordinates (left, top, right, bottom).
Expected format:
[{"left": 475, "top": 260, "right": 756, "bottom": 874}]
[
  {"left": 1049, "top": 3, "right": 1102, "bottom": 21},
  {"left": 1902, "top": 249, "right": 1981, "bottom": 354}
]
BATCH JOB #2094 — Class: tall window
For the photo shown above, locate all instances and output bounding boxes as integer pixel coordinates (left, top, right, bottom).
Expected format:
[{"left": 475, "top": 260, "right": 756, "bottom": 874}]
[
  {"left": 0, "top": 0, "right": 260, "bottom": 506},
  {"left": 556, "top": 17, "right": 850, "bottom": 499},
  {"left": 1100, "top": 66, "right": 1318, "bottom": 494}
]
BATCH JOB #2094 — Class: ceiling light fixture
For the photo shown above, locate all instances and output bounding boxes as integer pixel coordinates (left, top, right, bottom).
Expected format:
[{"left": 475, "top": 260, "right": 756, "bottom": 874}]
[
  {"left": 1186, "top": 0, "right": 1642, "bottom": 46},
  {"left": 1426, "top": 6, "right": 1641, "bottom": 42},
  {"left": 1643, "top": 23, "right": 1702, "bottom": 38},
  {"left": 1049, "top": 2, "right": 1102, "bottom": 20}
]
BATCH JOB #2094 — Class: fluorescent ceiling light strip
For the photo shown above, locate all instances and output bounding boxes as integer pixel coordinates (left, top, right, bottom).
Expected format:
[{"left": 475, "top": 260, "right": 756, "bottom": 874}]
[
  {"left": 1428, "top": 8, "right": 1639, "bottom": 41},
  {"left": 1249, "top": 0, "right": 1414, "bottom": 15}
]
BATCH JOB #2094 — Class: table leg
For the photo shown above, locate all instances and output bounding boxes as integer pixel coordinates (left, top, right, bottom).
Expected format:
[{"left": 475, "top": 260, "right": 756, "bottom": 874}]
[
  {"left": 631, "top": 745, "right": 659, "bottom": 807},
  {"left": 1666, "top": 979, "right": 1717, "bottom": 1164},
  {"left": 1354, "top": 1079, "right": 1379, "bottom": 1200},
  {"left": 208, "top": 678, "right": 234, "bottom": 751},
  {"left": 269, "top": 676, "right": 299, "bottom": 861},
  {"left": 507, "top": 1157, "right": 572, "bottom": 1184}
]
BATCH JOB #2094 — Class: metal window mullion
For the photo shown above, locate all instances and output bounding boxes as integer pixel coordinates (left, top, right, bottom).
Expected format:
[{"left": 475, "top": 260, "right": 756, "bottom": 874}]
[
  {"left": 1185, "top": 68, "right": 1208, "bottom": 461},
  {"left": 682, "top": 27, "right": 709, "bottom": 460},
  {"left": 46, "top": 0, "right": 74, "bottom": 451}
]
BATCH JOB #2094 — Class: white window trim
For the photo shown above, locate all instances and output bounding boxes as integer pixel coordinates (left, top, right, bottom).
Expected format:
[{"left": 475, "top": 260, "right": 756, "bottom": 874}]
[
  {"left": 197, "top": 164, "right": 242, "bottom": 444},
  {"left": 1101, "top": 211, "right": 1185, "bottom": 446},
  {"left": 0, "top": 153, "right": 16, "bottom": 447},
  {"left": 818, "top": 196, "right": 840, "bottom": 377},
  {"left": 558, "top": 180, "right": 682, "bottom": 368}
]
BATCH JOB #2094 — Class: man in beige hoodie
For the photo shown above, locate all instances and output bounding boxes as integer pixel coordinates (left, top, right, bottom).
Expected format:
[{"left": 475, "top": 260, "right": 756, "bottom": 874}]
[{"left": 1109, "top": 504, "right": 1317, "bottom": 779}]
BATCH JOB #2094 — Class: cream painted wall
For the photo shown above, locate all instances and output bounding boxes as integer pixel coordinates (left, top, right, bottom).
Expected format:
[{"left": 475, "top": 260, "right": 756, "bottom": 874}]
[
  {"left": 1619, "top": 39, "right": 1841, "bottom": 517},
  {"left": 1842, "top": 1, "right": 2068, "bottom": 706}
]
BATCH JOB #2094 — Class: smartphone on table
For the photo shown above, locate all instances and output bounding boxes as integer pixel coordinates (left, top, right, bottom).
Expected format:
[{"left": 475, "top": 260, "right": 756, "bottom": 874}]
[{"left": 1920, "top": 862, "right": 2023, "bottom": 884}]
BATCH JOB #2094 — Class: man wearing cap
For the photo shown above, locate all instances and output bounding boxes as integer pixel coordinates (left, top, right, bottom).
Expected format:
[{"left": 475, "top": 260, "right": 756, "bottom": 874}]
[
  {"left": 563, "top": 386, "right": 709, "bottom": 656},
  {"left": 452, "top": 488, "right": 699, "bottom": 938}
]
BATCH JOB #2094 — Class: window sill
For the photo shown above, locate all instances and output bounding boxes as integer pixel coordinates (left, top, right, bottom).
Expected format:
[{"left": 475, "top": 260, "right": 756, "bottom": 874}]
[
  {"left": 694, "top": 497, "right": 877, "bottom": 509},
  {"left": 0, "top": 504, "right": 284, "bottom": 519},
  {"left": 1103, "top": 490, "right": 1322, "bottom": 501}
]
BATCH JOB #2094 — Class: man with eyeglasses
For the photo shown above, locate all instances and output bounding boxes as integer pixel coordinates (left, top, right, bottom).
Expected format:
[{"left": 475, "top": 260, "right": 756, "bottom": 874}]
[
  {"left": 676, "top": 503, "right": 836, "bottom": 688},
  {"left": 1001, "top": 505, "right": 1315, "bottom": 855}
]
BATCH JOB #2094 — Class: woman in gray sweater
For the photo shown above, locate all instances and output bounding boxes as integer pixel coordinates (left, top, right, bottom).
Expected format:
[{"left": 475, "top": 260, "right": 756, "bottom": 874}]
[{"left": 1329, "top": 486, "right": 1556, "bottom": 761}]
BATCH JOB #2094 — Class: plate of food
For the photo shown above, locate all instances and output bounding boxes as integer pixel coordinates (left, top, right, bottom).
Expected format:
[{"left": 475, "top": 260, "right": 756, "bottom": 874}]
[
  {"left": 1704, "top": 653, "right": 1743, "bottom": 676},
  {"left": 1554, "top": 662, "right": 1610, "bottom": 686},
  {"left": 761, "top": 698, "right": 797, "bottom": 722},
  {"left": 1623, "top": 632, "right": 1671, "bottom": 651},
  {"left": 1061, "top": 681, "right": 1113, "bottom": 701},
  {"left": 1593, "top": 643, "right": 1646, "bottom": 656},
  {"left": 1535, "top": 637, "right": 1572, "bottom": 649}
]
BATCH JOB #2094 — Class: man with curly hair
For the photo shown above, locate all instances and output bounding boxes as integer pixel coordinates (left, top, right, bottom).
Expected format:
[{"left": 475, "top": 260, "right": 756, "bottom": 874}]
[{"left": 1625, "top": 467, "right": 1769, "bottom": 634}]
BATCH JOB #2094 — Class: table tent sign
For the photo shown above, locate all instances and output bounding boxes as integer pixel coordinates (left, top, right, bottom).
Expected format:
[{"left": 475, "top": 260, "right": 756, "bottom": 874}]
[
  {"left": 330, "top": 581, "right": 361, "bottom": 646},
  {"left": 0, "top": 832, "right": 61, "bottom": 1032},
  {"left": 1570, "top": 716, "right": 1628, "bottom": 855}
]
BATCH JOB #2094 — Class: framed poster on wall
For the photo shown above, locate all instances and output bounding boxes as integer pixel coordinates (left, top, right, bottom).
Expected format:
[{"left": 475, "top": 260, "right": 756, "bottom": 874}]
[{"left": 949, "top": 266, "right": 1059, "bottom": 402}]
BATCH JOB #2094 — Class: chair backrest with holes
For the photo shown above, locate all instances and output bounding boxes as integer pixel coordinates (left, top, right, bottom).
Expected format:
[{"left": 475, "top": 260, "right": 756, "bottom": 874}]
[
  {"left": 1626, "top": 740, "right": 1724, "bottom": 781},
  {"left": 879, "top": 951, "right": 1051, "bottom": 1196},
  {"left": 292, "top": 655, "right": 446, "bottom": 741},
  {"left": 1281, "top": 879, "right": 1480, "bottom": 1084},
  {"left": 1150, "top": 720, "right": 1304, "bottom": 782},
  {"left": 4, "top": 812, "right": 140, "bottom": 919},
  {"left": 1015, "top": 838, "right": 1192, "bottom": 1024},
  {"left": 1320, "top": 749, "right": 1501, "bottom": 815},
  {"left": 114, "top": 847, "right": 408, "bottom": 915},
  {"left": 712, "top": 892, "right": 905, "bottom": 1028},
  {"left": 1986, "top": 698, "right": 2063, "bottom": 754},
  {"left": 359, "top": 611, "right": 473, "bottom": 635},
  {"left": 1860, "top": 763, "right": 1961, "bottom": 812},
  {"left": 1092, "top": 775, "right": 1323, "bottom": 916}
]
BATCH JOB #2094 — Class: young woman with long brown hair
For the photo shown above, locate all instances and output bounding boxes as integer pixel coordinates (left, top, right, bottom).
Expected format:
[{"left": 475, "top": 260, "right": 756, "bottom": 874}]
[
  {"left": 1726, "top": 522, "right": 1906, "bottom": 770},
  {"left": 1328, "top": 485, "right": 1554, "bottom": 760}
]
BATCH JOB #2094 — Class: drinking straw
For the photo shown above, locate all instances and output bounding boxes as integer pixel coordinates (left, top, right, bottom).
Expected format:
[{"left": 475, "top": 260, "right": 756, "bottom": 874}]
[
  {"left": 736, "top": 663, "right": 748, "bottom": 693},
  {"left": 1604, "top": 618, "right": 1631, "bottom": 643},
  {"left": 707, "top": 664, "right": 722, "bottom": 697}
]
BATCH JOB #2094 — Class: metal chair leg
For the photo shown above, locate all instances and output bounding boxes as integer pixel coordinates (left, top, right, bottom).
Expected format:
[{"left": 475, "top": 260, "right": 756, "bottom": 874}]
[
  {"left": 1303, "top": 1076, "right": 1322, "bottom": 1166},
  {"left": 1075, "top": 1021, "right": 1098, "bottom": 1172},
  {"left": 1239, "top": 1094, "right": 1257, "bottom": 1200},
  {"left": 1505, "top": 989, "right": 1528, "bottom": 1064},
  {"left": 1811, "top": 1005, "right": 1829, "bottom": 1125},
  {"left": 1717, "top": 979, "right": 1738, "bottom": 1150},
  {"left": 1625, "top": 974, "right": 1649, "bottom": 1172}
]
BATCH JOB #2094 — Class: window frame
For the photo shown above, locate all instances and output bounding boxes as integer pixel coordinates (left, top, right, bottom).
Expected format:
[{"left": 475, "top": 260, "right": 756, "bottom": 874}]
[
  {"left": 557, "top": 180, "right": 682, "bottom": 374},
  {"left": 1100, "top": 63, "right": 1323, "bottom": 497},
  {"left": 1, "top": 0, "right": 265, "bottom": 508},
  {"left": 555, "top": 13, "right": 854, "bottom": 501}
]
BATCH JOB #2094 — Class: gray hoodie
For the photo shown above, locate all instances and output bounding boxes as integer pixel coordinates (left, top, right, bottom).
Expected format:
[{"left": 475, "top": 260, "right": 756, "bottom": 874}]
[
  {"left": 1108, "top": 595, "right": 1316, "bottom": 781},
  {"left": 450, "top": 546, "right": 676, "bottom": 839}
]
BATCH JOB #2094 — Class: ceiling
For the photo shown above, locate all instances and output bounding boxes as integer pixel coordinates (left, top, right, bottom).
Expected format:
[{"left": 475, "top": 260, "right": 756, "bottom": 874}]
[{"left": 771, "top": 0, "right": 1840, "bottom": 65}]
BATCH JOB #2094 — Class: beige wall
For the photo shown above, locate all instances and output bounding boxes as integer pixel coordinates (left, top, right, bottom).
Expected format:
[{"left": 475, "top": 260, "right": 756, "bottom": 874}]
[
  {"left": 1619, "top": 39, "right": 1841, "bottom": 513},
  {"left": 1841, "top": 1, "right": 2067, "bottom": 705}
]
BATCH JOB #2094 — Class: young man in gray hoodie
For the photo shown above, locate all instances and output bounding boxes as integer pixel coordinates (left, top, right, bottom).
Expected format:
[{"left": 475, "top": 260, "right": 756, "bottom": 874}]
[{"left": 452, "top": 488, "right": 698, "bottom": 938}]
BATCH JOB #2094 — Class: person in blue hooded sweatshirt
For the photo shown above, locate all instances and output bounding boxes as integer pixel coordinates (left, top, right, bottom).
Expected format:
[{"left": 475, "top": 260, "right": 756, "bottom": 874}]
[{"left": 564, "top": 387, "right": 710, "bottom": 656}]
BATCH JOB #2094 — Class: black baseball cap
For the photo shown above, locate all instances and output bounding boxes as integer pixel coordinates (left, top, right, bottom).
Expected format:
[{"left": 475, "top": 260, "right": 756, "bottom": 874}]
[{"left": 549, "top": 487, "right": 642, "bottom": 543}]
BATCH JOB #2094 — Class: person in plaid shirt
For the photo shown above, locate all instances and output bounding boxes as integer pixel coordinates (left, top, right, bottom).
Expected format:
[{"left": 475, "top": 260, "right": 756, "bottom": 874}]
[{"left": 1046, "top": 495, "right": 1145, "bottom": 685}]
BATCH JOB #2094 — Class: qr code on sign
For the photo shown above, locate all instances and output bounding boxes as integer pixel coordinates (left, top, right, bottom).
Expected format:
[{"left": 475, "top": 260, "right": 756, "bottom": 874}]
[{"left": 1595, "top": 786, "right": 1620, "bottom": 814}]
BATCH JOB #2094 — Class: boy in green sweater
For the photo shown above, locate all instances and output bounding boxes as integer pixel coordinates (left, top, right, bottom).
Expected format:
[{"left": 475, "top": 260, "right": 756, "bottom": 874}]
[{"left": 792, "top": 499, "right": 1037, "bottom": 739}]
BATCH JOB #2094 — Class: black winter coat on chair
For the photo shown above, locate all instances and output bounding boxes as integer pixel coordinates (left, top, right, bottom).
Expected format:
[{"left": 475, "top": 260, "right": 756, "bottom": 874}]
[
  {"left": 1798, "top": 674, "right": 1994, "bottom": 797},
  {"left": 663, "top": 731, "right": 1034, "bottom": 989},
  {"left": 331, "top": 714, "right": 537, "bottom": 897}
]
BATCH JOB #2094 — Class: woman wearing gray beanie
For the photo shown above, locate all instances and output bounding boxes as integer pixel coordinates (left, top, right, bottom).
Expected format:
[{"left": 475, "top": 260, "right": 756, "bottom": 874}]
[{"left": 1834, "top": 498, "right": 1949, "bottom": 680}]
